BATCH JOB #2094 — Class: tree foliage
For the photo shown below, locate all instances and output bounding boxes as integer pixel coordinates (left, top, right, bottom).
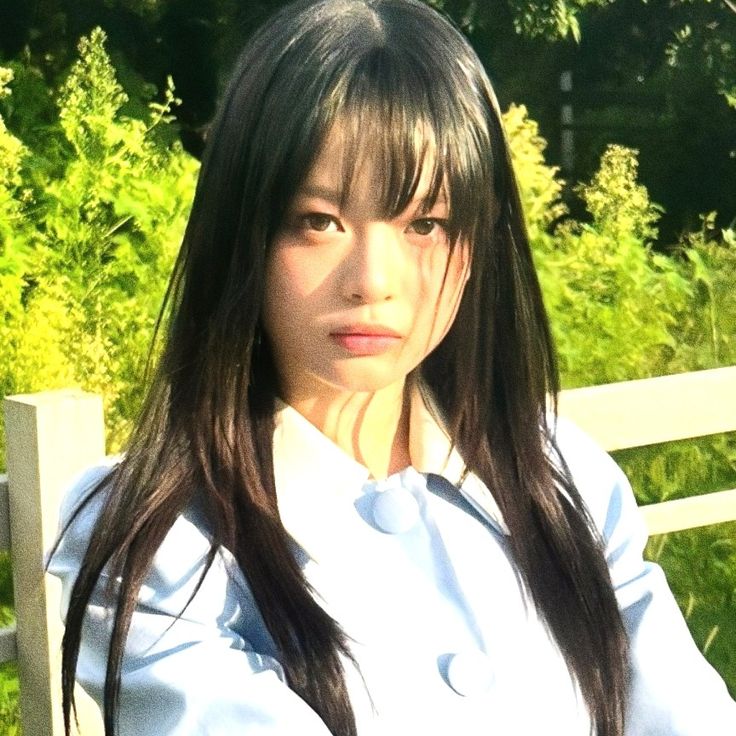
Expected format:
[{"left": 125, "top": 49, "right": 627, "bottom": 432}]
[
  {"left": 504, "top": 0, "right": 610, "bottom": 40},
  {"left": 562, "top": 0, "right": 736, "bottom": 239}
]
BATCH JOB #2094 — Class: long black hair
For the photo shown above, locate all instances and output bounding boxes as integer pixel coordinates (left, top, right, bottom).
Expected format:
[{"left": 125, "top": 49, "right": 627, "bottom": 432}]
[{"left": 59, "top": 1, "right": 629, "bottom": 734}]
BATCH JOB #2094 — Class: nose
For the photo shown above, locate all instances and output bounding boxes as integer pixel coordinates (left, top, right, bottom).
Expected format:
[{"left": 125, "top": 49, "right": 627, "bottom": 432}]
[{"left": 342, "top": 223, "right": 399, "bottom": 304}]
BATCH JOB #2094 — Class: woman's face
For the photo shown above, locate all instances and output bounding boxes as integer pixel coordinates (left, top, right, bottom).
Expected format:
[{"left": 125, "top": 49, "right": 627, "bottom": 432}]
[{"left": 262, "top": 126, "right": 470, "bottom": 404}]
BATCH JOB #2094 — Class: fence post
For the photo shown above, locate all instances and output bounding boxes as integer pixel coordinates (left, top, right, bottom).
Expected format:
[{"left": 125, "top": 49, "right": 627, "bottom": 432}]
[{"left": 4, "top": 389, "right": 106, "bottom": 736}]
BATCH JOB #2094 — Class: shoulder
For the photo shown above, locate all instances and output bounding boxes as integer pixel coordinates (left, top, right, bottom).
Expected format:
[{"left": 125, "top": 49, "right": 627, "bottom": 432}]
[
  {"left": 50, "top": 461, "right": 119, "bottom": 567},
  {"left": 547, "top": 415, "right": 643, "bottom": 546},
  {"left": 48, "top": 462, "right": 249, "bottom": 625}
]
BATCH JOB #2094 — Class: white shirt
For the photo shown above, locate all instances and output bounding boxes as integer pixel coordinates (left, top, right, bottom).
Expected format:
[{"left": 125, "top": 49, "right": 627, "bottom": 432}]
[{"left": 48, "top": 387, "right": 736, "bottom": 734}]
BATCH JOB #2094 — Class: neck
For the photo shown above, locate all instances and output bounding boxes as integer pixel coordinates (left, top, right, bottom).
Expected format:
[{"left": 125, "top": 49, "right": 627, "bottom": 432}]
[{"left": 285, "top": 379, "right": 412, "bottom": 479}]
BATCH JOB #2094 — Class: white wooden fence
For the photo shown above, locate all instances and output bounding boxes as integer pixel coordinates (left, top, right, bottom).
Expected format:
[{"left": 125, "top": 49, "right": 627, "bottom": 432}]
[
  {"left": 2, "top": 367, "right": 736, "bottom": 735},
  {"left": 558, "top": 366, "right": 736, "bottom": 534}
]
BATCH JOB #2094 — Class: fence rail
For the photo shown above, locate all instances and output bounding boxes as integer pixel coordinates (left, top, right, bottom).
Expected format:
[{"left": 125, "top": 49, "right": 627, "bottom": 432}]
[
  {"left": 557, "top": 366, "right": 736, "bottom": 451},
  {"left": 557, "top": 365, "right": 736, "bottom": 536},
  {"left": 1, "top": 368, "right": 736, "bottom": 734}
]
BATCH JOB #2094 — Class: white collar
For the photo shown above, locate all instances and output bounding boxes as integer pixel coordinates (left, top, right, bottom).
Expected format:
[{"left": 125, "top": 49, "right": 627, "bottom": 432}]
[{"left": 272, "top": 383, "right": 509, "bottom": 563}]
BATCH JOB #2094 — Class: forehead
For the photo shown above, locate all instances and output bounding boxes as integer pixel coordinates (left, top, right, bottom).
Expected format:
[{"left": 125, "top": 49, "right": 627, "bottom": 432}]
[{"left": 296, "top": 118, "right": 446, "bottom": 215}]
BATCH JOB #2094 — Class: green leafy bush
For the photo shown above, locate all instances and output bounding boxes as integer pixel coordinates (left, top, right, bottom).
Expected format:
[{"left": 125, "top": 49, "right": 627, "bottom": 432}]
[
  {"left": 0, "top": 28, "right": 198, "bottom": 462},
  {"left": 0, "top": 68, "right": 30, "bottom": 408},
  {"left": 503, "top": 103, "right": 567, "bottom": 242},
  {"left": 529, "top": 143, "right": 692, "bottom": 386},
  {"left": 672, "top": 215, "right": 736, "bottom": 371},
  {"left": 646, "top": 520, "right": 736, "bottom": 692}
]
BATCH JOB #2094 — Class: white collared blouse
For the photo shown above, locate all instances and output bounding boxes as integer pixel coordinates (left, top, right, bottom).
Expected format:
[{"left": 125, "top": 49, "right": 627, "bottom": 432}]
[{"left": 48, "top": 390, "right": 736, "bottom": 735}]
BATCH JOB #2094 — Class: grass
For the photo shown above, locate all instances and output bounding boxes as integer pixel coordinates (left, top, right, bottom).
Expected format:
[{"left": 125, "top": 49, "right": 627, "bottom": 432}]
[
  {"left": 645, "top": 522, "right": 736, "bottom": 698},
  {"left": 0, "top": 661, "right": 19, "bottom": 736}
]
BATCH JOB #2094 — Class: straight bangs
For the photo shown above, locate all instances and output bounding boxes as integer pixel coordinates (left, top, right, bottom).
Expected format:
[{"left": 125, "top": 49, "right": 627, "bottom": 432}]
[{"left": 316, "top": 45, "right": 497, "bottom": 250}]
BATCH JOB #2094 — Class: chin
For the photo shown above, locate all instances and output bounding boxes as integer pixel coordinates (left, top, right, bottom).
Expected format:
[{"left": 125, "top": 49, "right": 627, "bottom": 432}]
[{"left": 322, "top": 366, "right": 410, "bottom": 395}]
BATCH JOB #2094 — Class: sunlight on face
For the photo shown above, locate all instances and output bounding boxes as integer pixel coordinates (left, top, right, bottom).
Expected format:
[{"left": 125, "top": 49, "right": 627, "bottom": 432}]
[{"left": 262, "top": 124, "right": 470, "bottom": 405}]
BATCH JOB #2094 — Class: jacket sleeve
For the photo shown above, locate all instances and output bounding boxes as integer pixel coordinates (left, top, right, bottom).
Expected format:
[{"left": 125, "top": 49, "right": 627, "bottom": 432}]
[
  {"left": 554, "top": 419, "right": 736, "bottom": 736},
  {"left": 47, "top": 465, "right": 334, "bottom": 736}
]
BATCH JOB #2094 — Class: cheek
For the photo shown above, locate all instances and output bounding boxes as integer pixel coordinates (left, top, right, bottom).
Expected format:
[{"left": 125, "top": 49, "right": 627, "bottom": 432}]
[
  {"left": 416, "top": 245, "right": 469, "bottom": 324},
  {"left": 263, "top": 251, "right": 302, "bottom": 348},
  {"left": 267, "top": 251, "right": 310, "bottom": 304},
  {"left": 264, "top": 247, "right": 327, "bottom": 323}
]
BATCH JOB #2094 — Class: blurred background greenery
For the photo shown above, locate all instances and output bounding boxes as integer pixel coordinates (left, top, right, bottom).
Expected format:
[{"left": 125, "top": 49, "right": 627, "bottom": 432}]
[{"left": 0, "top": 0, "right": 734, "bottom": 731}]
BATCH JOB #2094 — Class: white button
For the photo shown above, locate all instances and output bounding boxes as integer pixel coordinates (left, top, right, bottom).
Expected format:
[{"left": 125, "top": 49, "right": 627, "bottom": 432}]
[
  {"left": 445, "top": 650, "right": 494, "bottom": 697},
  {"left": 371, "top": 486, "right": 420, "bottom": 534}
]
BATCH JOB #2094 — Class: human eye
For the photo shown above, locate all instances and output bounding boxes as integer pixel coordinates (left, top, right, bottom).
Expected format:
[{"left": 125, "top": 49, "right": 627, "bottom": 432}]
[
  {"left": 408, "top": 218, "right": 448, "bottom": 239},
  {"left": 301, "top": 213, "right": 341, "bottom": 233}
]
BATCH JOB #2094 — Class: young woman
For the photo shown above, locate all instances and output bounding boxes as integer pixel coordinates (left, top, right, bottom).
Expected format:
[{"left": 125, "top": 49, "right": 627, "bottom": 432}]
[{"left": 48, "top": 0, "right": 736, "bottom": 734}]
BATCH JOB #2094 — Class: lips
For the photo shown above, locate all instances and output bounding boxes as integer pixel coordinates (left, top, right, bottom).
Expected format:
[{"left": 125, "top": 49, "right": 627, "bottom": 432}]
[
  {"left": 329, "top": 324, "right": 402, "bottom": 355},
  {"left": 331, "top": 324, "right": 401, "bottom": 338}
]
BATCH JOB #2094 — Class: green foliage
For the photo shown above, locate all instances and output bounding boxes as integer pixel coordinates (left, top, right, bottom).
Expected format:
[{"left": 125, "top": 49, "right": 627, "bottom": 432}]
[
  {"left": 614, "top": 434, "right": 736, "bottom": 507},
  {"left": 108, "top": 0, "right": 170, "bottom": 18},
  {"left": 429, "top": 0, "right": 612, "bottom": 38},
  {"left": 672, "top": 214, "right": 736, "bottom": 370},
  {"left": 0, "top": 662, "right": 19, "bottom": 736},
  {"left": 427, "top": 0, "right": 609, "bottom": 37},
  {"left": 523, "top": 141, "right": 691, "bottom": 386},
  {"left": 667, "top": 18, "right": 736, "bottom": 110},
  {"left": 505, "top": 0, "right": 609, "bottom": 41},
  {"left": 577, "top": 145, "right": 660, "bottom": 244},
  {"left": 0, "top": 28, "right": 198, "bottom": 461},
  {"left": 614, "top": 436, "right": 736, "bottom": 689},
  {"left": 0, "top": 67, "right": 30, "bottom": 407},
  {"left": 503, "top": 104, "right": 567, "bottom": 242},
  {"left": 0, "top": 555, "right": 16, "bottom": 733},
  {"left": 58, "top": 28, "right": 129, "bottom": 158},
  {"left": 0, "top": 553, "right": 13, "bottom": 616},
  {"left": 0, "top": 29, "right": 197, "bottom": 729},
  {"left": 643, "top": 521, "right": 736, "bottom": 697}
]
